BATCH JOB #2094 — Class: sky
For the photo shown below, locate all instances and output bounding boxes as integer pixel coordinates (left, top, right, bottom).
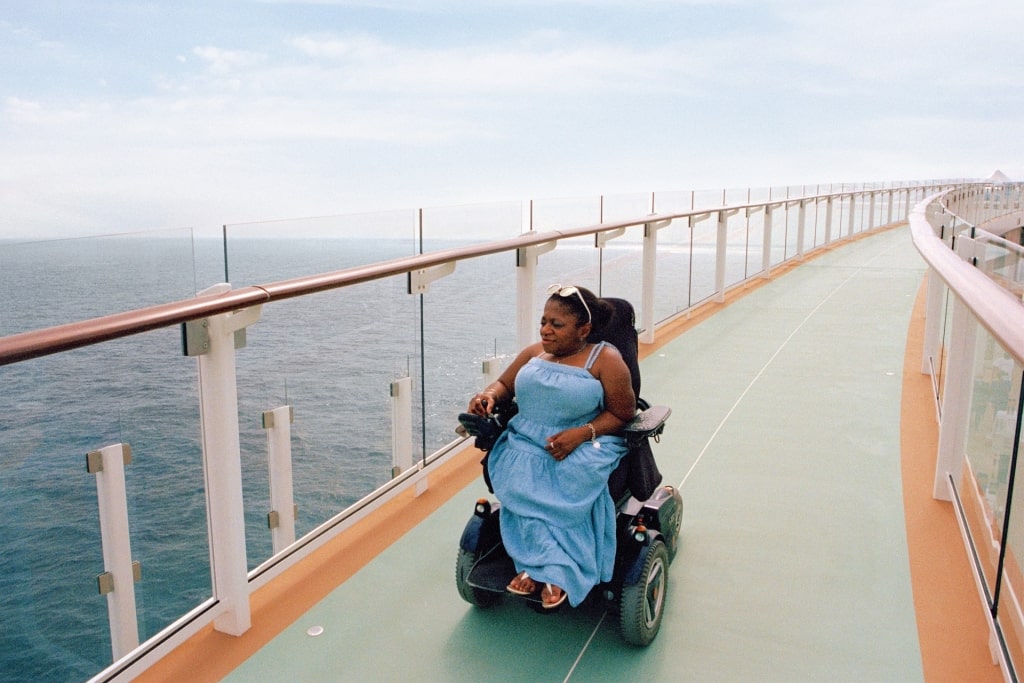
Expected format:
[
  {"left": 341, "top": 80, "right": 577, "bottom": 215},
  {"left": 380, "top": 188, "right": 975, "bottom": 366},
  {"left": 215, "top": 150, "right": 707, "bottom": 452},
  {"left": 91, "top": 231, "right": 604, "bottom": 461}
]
[{"left": 1, "top": 0, "right": 1022, "bottom": 239}]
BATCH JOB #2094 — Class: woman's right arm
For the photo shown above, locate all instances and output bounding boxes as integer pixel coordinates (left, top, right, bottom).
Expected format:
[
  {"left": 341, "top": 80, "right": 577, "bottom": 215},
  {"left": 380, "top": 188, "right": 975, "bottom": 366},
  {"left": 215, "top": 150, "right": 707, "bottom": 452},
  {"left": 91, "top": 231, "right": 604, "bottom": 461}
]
[{"left": 468, "top": 343, "right": 541, "bottom": 415}]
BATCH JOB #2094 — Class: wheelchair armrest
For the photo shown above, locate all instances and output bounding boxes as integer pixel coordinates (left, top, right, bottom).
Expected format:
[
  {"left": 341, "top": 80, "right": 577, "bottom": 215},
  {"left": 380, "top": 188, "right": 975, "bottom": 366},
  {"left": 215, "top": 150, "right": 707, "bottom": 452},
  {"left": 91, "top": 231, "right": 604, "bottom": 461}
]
[
  {"left": 456, "top": 413, "right": 500, "bottom": 449},
  {"left": 624, "top": 404, "right": 671, "bottom": 446}
]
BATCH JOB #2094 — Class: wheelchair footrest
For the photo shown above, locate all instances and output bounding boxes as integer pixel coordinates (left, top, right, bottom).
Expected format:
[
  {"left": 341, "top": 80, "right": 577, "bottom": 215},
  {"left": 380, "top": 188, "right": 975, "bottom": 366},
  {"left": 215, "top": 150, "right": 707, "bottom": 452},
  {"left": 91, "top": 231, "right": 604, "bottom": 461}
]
[{"left": 466, "top": 546, "right": 516, "bottom": 594}]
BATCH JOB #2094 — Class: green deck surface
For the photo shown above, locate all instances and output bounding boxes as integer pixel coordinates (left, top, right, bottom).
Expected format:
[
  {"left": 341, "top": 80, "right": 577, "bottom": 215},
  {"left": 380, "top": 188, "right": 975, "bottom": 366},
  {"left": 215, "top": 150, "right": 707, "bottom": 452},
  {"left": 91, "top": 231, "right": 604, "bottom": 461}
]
[{"left": 227, "top": 227, "right": 926, "bottom": 682}]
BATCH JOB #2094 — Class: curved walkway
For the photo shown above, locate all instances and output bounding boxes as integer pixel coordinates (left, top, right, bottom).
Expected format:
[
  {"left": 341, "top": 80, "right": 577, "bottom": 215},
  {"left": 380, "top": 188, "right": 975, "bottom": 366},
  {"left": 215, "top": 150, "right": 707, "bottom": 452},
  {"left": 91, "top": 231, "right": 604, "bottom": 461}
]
[{"left": 220, "top": 226, "right": 996, "bottom": 682}]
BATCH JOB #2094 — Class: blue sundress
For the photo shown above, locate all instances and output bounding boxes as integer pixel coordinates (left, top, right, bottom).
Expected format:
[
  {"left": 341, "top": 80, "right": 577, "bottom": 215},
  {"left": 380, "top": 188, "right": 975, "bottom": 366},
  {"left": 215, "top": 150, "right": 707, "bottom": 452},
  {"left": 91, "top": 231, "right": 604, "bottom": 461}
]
[{"left": 487, "top": 342, "right": 628, "bottom": 606}]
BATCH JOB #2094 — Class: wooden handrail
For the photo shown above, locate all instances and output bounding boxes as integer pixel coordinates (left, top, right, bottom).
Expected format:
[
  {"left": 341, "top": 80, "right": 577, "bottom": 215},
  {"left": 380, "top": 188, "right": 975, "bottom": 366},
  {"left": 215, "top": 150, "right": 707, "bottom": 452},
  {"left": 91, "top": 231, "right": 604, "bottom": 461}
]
[
  {"left": 909, "top": 192, "right": 1024, "bottom": 366},
  {"left": 0, "top": 182, "right": 964, "bottom": 367}
]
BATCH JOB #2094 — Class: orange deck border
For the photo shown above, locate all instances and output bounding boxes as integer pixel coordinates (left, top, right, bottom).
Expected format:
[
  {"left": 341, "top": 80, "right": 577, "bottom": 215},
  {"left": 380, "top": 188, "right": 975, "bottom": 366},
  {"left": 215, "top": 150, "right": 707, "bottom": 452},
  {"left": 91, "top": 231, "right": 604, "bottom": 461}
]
[{"left": 901, "top": 275, "right": 1001, "bottom": 682}]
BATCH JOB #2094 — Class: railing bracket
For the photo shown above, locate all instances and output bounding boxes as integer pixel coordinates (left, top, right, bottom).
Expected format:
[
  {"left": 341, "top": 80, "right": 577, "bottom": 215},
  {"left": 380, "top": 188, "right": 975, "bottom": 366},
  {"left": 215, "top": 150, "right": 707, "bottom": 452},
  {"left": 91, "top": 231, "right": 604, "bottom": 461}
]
[{"left": 409, "top": 261, "right": 456, "bottom": 294}]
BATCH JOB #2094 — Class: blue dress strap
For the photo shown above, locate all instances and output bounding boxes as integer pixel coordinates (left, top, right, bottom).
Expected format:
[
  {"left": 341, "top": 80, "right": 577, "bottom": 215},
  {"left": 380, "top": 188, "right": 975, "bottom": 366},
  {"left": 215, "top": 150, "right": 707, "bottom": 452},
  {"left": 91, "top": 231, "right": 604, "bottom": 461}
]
[{"left": 584, "top": 341, "right": 607, "bottom": 370}]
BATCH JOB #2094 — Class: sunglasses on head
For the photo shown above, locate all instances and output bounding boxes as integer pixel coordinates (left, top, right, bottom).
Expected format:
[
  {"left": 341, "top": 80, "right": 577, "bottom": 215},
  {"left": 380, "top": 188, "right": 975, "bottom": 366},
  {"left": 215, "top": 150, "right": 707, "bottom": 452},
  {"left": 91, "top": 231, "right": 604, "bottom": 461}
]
[{"left": 547, "top": 284, "right": 591, "bottom": 323}]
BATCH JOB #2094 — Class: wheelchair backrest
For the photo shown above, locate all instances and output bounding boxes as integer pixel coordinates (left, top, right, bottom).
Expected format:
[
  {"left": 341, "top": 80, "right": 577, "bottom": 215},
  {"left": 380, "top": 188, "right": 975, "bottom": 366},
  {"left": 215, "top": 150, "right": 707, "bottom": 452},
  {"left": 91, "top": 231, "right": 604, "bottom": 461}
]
[{"left": 587, "top": 297, "right": 641, "bottom": 400}]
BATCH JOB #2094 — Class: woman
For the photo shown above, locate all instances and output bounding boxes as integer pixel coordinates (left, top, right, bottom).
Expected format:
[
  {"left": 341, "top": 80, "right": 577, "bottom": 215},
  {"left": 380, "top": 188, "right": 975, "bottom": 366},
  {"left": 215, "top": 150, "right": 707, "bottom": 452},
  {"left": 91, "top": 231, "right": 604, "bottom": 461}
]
[{"left": 467, "top": 284, "right": 636, "bottom": 609}]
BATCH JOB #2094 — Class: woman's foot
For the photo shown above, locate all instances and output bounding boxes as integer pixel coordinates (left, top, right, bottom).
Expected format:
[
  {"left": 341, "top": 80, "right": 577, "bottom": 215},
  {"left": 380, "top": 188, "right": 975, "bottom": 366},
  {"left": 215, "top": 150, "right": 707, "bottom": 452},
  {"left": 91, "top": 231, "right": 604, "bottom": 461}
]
[
  {"left": 541, "top": 583, "right": 568, "bottom": 609},
  {"left": 506, "top": 571, "right": 536, "bottom": 596}
]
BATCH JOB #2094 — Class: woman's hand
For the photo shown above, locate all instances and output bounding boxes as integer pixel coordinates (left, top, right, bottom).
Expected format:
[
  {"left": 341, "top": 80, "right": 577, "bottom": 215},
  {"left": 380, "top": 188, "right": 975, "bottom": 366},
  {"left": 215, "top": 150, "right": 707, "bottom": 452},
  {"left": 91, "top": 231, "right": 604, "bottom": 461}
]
[
  {"left": 545, "top": 427, "right": 589, "bottom": 461},
  {"left": 468, "top": 392, "right": 495, "bottom": 416}
]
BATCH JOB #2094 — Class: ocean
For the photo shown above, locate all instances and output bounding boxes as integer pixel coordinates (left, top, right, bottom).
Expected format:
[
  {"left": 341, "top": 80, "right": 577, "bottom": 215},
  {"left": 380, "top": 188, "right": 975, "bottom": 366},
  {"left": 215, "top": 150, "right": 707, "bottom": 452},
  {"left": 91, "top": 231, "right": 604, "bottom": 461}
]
[{"left": 0, "top": 214, "right": 785, "bottom": 680}]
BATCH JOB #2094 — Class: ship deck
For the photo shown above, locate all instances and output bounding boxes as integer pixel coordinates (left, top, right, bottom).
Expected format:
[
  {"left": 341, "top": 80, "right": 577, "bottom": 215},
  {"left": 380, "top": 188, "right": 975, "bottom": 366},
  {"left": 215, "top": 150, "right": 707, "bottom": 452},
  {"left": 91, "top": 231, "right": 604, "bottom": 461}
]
[{"left": 151, "top": 226, "right": 1001, "bottom": 682}]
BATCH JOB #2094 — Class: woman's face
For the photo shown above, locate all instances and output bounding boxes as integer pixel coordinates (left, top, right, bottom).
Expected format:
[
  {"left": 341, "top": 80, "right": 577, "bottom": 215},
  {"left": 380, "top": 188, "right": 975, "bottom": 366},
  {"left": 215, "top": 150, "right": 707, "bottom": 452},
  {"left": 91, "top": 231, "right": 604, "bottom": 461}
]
[{"left": 539, "top": 299, "right": 588, "bottom": 356}]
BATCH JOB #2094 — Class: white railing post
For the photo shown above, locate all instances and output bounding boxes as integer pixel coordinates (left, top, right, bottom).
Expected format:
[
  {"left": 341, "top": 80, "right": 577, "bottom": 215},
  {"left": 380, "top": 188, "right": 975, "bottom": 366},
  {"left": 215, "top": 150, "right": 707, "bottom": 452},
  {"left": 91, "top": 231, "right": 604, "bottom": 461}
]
[
  {"left": 714, "top": 211, "right": 727, "bottom": 302},
  {"left": 263, "top": 406, "right": 296, "bottom": 553},
  {"left": 869, "top": 192, "right": 877, "bottom": 230},
  {"left": 824, "top": 197, "right": 834, "bottom": 245},
  {"left": 933, "top": 290, "right": 976, "bottom": 501},
  {"left": 848, "top": 194, "right": 858, "bottom": 237},
  {"left": 185, "top": 283, "right": 262, "bottom": 636},
  {"left": 391, "top": 376, "right": 413, "bottom": 477},
  {"left": 922, "top": 268, "right": 945, "bottom": 378},
  {"left": 88, "top": 442, "right": 139, "bottom": 660},
  {"left": 762, "top": 205, "right": 774, "bottom": 276},
  {"left": 639, "top": 218, "right": 671, "bottom": 345},
  {"left": 516, "top": 242, "right": 556, "bottom": 349},
  {"left": 796, "top": 200, "right": 807, "bottom": 257}
]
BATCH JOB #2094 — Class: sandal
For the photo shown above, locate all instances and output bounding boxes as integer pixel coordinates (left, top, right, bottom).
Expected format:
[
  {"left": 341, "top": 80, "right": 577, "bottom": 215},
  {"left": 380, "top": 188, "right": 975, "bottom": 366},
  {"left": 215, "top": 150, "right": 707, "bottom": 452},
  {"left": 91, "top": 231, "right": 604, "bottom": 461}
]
[
  {"left": 541, "top": 583, "right": 568, "bottom": 609},
  {"left": 506, "top": 571, "right": 536, "bottom": 596}
]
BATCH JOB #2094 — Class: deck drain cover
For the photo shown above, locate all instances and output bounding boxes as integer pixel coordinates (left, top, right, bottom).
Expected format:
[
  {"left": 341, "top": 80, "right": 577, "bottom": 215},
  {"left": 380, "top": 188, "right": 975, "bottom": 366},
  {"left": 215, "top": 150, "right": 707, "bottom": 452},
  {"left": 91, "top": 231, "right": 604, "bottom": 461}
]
[{"left": 306, "top": 625, "right": 324, "bottom": 637}]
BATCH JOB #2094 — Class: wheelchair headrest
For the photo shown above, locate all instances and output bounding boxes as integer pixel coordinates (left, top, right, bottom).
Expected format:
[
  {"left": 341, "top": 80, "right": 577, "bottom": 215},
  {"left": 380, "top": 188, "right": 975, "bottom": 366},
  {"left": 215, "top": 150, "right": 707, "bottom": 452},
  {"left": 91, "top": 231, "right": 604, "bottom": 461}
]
[{"left": 587, "top": 296, "right": 641, "bottom": 399}]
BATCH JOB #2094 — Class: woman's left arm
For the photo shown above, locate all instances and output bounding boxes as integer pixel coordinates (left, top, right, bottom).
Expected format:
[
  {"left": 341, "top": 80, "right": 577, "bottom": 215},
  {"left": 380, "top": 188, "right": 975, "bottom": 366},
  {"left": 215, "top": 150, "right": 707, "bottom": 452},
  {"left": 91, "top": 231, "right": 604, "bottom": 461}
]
[{"left": 591, "top": 349, "right": 637, "bottom": 430}]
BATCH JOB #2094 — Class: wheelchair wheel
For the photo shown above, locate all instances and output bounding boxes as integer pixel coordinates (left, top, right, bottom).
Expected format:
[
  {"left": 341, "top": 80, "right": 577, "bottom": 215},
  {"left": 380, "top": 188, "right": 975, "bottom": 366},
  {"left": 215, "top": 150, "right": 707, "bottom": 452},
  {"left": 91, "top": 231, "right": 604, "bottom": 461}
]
[
  {"left": 619, "top": 539, "right": 668, "bottom": 646},
  {"left": 456, "top": 547, "right": 502, "bottom": 608}
]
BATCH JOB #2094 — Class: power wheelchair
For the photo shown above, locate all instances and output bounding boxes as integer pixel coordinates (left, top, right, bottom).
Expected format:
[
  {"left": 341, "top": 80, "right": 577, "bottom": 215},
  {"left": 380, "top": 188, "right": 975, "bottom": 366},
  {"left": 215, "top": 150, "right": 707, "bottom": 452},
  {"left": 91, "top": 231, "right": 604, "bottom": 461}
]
[{"left": 454, "top": 298, "right": 682, "bottom": 646}]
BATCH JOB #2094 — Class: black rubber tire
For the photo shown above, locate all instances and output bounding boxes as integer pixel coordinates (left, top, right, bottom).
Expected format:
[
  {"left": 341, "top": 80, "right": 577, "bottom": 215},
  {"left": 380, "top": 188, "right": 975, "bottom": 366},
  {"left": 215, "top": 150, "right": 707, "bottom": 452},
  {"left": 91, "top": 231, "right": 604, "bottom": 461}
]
[
  {"left": 455, "top": 547, "right": 502, "bottom": 607},
  {"left": 619, "top": 539, "right": 669, "bottom": 646}
]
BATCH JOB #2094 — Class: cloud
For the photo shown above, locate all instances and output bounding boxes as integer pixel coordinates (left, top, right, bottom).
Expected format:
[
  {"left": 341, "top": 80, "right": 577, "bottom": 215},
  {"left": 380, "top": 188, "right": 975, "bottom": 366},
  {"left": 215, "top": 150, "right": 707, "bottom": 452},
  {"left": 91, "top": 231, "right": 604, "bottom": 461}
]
[{"left": 192, "top": 46, "right": 268, "bottom": 74}]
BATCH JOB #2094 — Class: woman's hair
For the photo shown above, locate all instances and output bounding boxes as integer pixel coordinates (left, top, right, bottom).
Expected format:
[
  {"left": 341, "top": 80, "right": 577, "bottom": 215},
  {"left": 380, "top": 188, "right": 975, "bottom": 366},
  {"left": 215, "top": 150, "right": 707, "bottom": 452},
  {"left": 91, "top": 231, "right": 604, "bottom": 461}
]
[{"left": 548, "top": 285, "right": 613, "bottom": 333}]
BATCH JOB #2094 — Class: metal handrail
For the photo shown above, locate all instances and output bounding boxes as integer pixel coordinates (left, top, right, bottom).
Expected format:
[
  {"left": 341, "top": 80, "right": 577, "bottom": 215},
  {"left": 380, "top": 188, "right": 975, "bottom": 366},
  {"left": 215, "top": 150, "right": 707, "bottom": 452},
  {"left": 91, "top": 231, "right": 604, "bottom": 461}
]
[
  {"left": 0, "top": 182, "right": 956, "bottom": 367},
  {"left": 908, "top": 190, "right": 1024, "bottom": 366}
]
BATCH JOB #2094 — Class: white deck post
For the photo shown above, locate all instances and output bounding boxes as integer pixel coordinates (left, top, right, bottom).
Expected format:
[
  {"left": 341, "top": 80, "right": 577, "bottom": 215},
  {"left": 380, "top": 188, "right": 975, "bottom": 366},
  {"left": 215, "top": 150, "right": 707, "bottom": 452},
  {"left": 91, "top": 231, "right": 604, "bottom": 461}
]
[
  {"left": 639, "top": 218, "right": 671, "bottom": 345},
  {"left": 922, "top": 269, "right": 945, "bottom": 377},
  {"left": 188, "top": 283, "right": 262, "bottom": 636},
  {"left": 761, "top": 205, "right": 774, "bottom": 276},
  {"left": 390, "top": 377, "right": 413, "bottom": 477},
  {"left": 796, "top": 200, "right": 807, "bottom": 257},
  {"left": 263, "top": 406, "right": 296, "bottom": 553},
  {"left": 516, "top": 242, "right": 556, "bottom": 349},
  {"left": 848, "top": 194, "right": 858, "bottom": 237},
  {"left": 714, "top": 211, "right": 727, "bottom": 302},
  {"left": 88, "top": 442, "right": 140, "bottom": 660},
  {"left": 824, "top": 197, "right": 834, "bottom": 245}
]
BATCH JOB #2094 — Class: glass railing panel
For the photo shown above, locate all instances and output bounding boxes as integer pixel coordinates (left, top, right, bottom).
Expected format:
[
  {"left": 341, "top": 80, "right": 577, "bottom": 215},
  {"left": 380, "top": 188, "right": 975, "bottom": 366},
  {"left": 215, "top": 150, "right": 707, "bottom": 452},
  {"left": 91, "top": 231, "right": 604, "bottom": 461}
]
[
  {"left": 723, "top": 187, "right": 749, "bottom": 206},
  {"left": 996, "top": 382, "right": 1024, "bottom": 672},
  {"left": 598, "top": 242, "right": 645, "bottom": 305},
  {"left": 652, "top": 190, "right": 693, "bottom": 215},
  {"left": 835, "top": 196, "right": 852, "bottom": 240},
  {"left": 233, "top": 274, "right": 420, "bottom": 568},
  {"left": 769, "top": 203, "right": 789, "bottom": 267},
  {"left": 692, "top": 189, "right": 725, "bottom": 211},
  {"left": 783, "top": 202, "right": 800, "bottom": 259},
  {"left": 745, "top": 209, "right": 766, "bottom": 277},
  {"left": 0, "top": 228, "right": 199, "bottom": 336},
  {"left": 223, "top": 210, "right": 417, "bottom": 285},
  {"left": 976, "top": 235, "right": 1024, "bottom": 292},
  {"left": 748, "top": 186, "right": 771, "bottom": 204},
  {"left": 690, "top": 212, "right": 718, "bottom": 304},
  {"left": 808, "top": 198, "right": 825, "bottom": 250},
  {"left": 723, "top": 209, "right": 751, "bottom": 288},
  {"left": 419, "top": 201, "right": 524, "bottom": 247},
  {"left": 652, "top": 218, "right": 694, "bottom": 324},
  {"left": 0, "top": 229, "right": 209, "bottom": 680},
  {"left": 420, "top": 252, "right": 518, "bottom": 454},
  {"left": 530, "top": 196, "right": 602, "bottom": 232},
  {"left": 600, "top": 192, "right": 651, "bottom": 225},
  {"left": 960, "top": 327, "right": 1021, "bottom": 603},
  {"left": 0, "top": 325, "right": 207, "bottom": 682},
  {"left": 535, "top": 234, "right": 602, "bottom": 301}
]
